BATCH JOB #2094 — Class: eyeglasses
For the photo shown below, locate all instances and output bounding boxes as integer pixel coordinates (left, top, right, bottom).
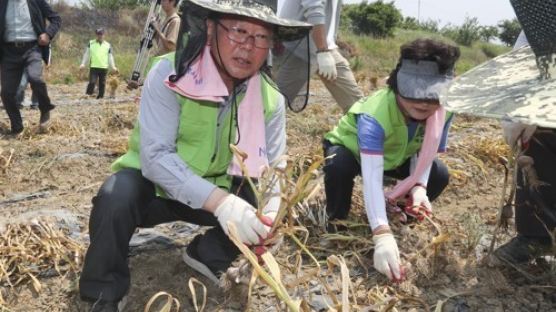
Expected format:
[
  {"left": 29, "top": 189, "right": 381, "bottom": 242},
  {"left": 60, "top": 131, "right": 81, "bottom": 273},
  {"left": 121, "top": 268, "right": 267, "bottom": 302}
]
[{"left": 217, "top": 21, "right": 273, "bottom": 49}]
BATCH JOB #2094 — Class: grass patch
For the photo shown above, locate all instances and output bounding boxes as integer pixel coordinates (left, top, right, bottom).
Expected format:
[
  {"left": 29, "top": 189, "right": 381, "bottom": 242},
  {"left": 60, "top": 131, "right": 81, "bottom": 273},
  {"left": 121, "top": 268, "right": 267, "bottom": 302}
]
[
  {"left": 339, "top": 28, "right": 510, "bottom": 78},
  {"left": 477, "top": 41, "right": 509, "bottom": 58}
]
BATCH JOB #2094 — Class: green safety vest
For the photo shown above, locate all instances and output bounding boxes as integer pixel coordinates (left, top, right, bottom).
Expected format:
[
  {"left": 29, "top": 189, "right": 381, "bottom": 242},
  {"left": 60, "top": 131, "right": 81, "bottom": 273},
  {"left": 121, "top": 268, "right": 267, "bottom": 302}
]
[
  {"left": 89, "top": 40, "right": 111, "bottom": 69},
  {"left": 112, "top": 53, "right": 280, "bottom": 191},
  {"left": 324, "top": 88, "right": 452, "bottom": 170}
]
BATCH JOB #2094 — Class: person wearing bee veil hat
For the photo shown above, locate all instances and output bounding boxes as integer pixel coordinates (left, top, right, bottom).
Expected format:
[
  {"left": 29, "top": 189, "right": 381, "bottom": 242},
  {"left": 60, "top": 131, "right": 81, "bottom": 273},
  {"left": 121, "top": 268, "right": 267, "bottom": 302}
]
[
  {"left": 440, "top": 0, "right": 556, "bottom": 266},
  {"left": 78, "top": 1, "right": 311, "bottom": 310}
]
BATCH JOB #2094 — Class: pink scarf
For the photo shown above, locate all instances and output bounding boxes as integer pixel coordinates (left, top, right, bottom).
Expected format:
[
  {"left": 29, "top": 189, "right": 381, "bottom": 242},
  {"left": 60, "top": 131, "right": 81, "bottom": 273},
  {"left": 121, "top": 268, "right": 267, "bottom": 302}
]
[
  {"left": 165, "top": 45, "right": 268, "bottom": 178},
  {"left": 385, "top": 107, "right": 446, "bottom": 201}
]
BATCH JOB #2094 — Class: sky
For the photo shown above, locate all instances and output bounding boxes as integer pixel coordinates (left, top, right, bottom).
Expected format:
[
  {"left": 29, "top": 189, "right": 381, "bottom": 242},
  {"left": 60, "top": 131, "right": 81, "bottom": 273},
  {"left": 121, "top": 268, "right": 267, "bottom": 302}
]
[
  {"left": 345, "top": 0, "right": 517, "bottom": 26},
  {"left": 62, "top": 0, "right": 517, "bottom": 27}
]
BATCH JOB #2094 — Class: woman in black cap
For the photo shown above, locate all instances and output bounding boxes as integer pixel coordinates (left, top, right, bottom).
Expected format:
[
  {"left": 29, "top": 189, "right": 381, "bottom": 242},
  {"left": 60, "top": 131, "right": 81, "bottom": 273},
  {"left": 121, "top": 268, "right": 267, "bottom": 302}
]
[{"left": 323, "top": 39, "right": 460, "bottom": 281}]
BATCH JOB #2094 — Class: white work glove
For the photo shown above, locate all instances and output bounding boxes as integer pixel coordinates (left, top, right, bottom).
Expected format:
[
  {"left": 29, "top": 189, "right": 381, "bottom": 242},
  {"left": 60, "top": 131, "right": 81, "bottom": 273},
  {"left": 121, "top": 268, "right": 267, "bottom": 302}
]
[
  {"left": 262, "top": 211, "right": 277, "bottom": 224},
  {"left": 405, "top": 185, "right": 432, "bottom": 221},
  {"left": 251, "top": 210, "right": 279, "bottom": 256},
  {"left": 501, "top": 120, "right": 536, "bottom": 148},
  {"left": 316, "top": 51, "right": 337, "bottom": 80},
  {"left": 79, "top": 64, "right": 85, "bottom": 70},
  {"left": 372, "top": 233, "right": 403, "bottom": 281},
  {"left": 214, "top": 195, "right": 270, "bottom": 245}
]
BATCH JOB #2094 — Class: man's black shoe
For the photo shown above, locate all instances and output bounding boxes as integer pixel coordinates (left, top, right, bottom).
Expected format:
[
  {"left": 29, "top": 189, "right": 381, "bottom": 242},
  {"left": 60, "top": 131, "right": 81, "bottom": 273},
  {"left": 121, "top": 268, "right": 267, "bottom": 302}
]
[
  {"left": 81, "top": 295, "right": 128, "bottom": 312},
  {"left": 90, "top": 300, "right": 119, "bottom": 312},
  {"left": 10, "top": 127, "right": 24, "bottom": 135},
  {"left": 182, "top": 235, "right": 221, "bottom": 285},
  {"left": 494, "top": 234, "right": 552, "bottom": 265},
  {"left": 39, "top": 110, "right": 51, "bottom": 130},
  {"left": 9, "top": 126, "right": 24, "bottom": 138}
]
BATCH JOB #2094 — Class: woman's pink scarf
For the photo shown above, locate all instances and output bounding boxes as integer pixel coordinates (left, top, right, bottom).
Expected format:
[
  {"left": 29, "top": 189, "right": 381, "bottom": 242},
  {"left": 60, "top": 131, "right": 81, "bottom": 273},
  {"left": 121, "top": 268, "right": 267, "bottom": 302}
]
[
  {"left": 385, "top": 107, "right": 446, "bottom": 201},
  {"left": 165, "top": 45, "right": 268, "bottom": 178}
]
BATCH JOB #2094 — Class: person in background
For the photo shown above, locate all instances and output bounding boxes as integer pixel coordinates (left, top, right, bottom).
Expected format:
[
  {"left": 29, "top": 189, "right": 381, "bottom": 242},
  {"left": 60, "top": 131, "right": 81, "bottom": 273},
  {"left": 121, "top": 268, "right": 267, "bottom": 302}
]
[
  {"left": 438, "top": 0, "right": 556, "bottom": 267},
  {"left": 78, "top": 1, "right": 310, "bottom": 311},
  {"left": 0, "top": 0, "right": 61, "bottom": 135},
  {"left": 323, "top": 39, "right": 460, "bottom": 281},
  {"left": 80, "top": 28, "right": 118, "bottom": 99},
  {"left": 274, "top": 0, "right": 363, "bottom": 112},
  {"left": 494, "top": 30, "right": 556, "bottom": 265},
  {"left": 126, "top": 0, "right": 181, "bottom": 90},
  {"left": 152, "top": 0, "right": 181, "bottom": 56}
]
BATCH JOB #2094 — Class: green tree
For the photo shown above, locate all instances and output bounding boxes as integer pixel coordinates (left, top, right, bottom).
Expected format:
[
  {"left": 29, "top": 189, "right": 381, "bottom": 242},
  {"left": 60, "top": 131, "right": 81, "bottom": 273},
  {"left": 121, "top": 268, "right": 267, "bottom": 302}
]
[
  {"left": 340, "top": 3, "right": 356, "bottom": 31},
  {"left": 346, "top": 1, "right": 402, "bottom": 37},
  {"left": 400, "top": 16, "right": 419, "bottom": 30},
  {"left": 418, "top": 19, "right": 440, "bottom": 33},
  {"left": 440, "top": 24, "right": 458, "bottom": 42},
  {"left": 441, "top": 17, "right": 481, "bottom": 46},
  {"left": 498, "top": 18, "right": 522, "bottom": 46},
  {"left": 456, "top": 16, "right": 481, "bottom": 46},
  {"left": 480, "top": 25, "right": 499, "bottom": 42},
  {"left": 399, "top": 17, "right": 439, "bottom": 33}
]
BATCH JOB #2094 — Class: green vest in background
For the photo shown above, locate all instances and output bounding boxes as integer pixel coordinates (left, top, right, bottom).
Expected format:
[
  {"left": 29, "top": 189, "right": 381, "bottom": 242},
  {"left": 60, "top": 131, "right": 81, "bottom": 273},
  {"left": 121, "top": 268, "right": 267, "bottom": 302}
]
[
  {"left": 325, "top": 88, "right": 452, "bottom": 171},
  {"left": 89, "top": 39, "right": 111, "bottom": 69},
  {"left": 112, "top": 53, "right": 280, "bottom": 191}
]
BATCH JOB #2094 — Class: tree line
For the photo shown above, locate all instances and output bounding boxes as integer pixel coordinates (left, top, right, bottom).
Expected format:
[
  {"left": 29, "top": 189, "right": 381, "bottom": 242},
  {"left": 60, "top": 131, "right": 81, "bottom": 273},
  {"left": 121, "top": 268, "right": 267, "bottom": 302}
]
[
  {"left": 84, "top": 0, "right": 522, "bottom": 47},
  {"left": 342, "top": 1, "right": 521, "bottom": 46}
]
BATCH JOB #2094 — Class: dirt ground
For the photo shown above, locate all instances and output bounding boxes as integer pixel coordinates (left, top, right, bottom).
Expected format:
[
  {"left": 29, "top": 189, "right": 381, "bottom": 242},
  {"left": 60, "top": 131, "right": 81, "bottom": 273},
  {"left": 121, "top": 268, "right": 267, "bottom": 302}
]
[{"left": 1, "top": 80, "right": 555, "bottom": 312}]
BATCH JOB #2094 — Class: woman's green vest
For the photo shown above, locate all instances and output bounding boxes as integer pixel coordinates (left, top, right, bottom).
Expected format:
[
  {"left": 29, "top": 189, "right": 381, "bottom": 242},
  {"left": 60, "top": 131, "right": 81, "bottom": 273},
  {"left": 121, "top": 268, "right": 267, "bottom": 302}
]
[
  {"left": 111, "top": 53, "right": 280, "bottom": 190},
  {"left": 324, "top": 88, "right": 451, "bottom": 171}
]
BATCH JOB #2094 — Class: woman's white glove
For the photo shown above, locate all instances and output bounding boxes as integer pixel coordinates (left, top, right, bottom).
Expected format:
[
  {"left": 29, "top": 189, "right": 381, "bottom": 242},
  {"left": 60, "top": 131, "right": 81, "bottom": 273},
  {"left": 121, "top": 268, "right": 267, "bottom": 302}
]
[
  {"left": 405, "top": 185, "right": 432, "bottom": 221},
  {"left": 316, "top": 51, "right": 337, "bottom": 80},
  {"left": 214, "top": 195, "right": 269, "bottom": 245},
  {"left": 501, "top": 120, "right": 536, "bottom": 148},
  {"left": 372, "top": 233, "right": 403, "bottom": 281}
]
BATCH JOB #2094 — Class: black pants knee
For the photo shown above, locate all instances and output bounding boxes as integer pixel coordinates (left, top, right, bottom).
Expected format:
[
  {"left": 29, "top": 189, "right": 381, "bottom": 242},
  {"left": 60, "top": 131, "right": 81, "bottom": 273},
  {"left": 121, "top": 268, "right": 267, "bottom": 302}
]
[
  {"left": 86, "top": 68, "right": 108, "bottom": 99},
  {"left": 323, "top": 143, "right": 362, "bottom": 220},
  {"left": 79, "top": 169, "right": 255, "bottom": 302},
  {"left": 515, "top": 130, "right": 556, "bottom": 239},
  {"left": 323, "top": 141, "right": 449, "bottom": 221}
]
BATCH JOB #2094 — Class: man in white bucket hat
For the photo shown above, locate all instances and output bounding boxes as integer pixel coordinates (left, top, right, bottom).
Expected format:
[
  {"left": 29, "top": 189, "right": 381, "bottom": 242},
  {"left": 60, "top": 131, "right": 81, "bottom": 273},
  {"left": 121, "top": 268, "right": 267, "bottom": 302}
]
[{"left": 78, "top": 1, "right": 311, "bottom": 311}]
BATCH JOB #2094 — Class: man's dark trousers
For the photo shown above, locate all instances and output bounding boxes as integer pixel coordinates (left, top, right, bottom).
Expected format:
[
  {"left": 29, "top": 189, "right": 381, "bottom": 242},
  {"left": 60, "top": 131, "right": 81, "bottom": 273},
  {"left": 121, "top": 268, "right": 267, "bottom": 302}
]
[
  {"left": 0, "top": 43, "right": 54, "bottom": 133},
  {"left": 79, "top": 169, "right": 254, "bottom": 302},
  {"left": 515, "top": 130, "right": 556, "bottom": 239},
  {"left": 86, "top": 67, "right": 108, "bottom": 99}
]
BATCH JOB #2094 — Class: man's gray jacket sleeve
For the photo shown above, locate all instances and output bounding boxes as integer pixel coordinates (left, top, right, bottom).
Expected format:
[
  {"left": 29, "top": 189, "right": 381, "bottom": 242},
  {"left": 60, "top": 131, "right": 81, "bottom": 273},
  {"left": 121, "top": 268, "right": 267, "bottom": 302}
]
[{"left": 138, "top": 59, "right": 217, "bottom": 209}]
